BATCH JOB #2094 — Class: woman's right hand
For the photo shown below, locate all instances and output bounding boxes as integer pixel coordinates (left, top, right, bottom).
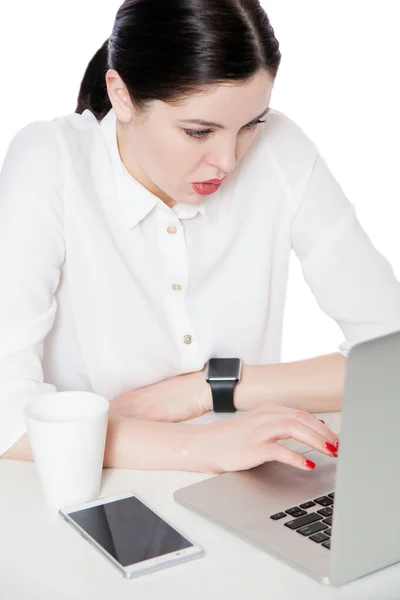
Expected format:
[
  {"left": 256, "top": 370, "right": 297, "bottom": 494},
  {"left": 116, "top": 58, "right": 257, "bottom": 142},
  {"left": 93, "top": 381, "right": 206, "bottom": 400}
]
[{"left": 196, "top": 403, "right": 339, "bottom": 474}]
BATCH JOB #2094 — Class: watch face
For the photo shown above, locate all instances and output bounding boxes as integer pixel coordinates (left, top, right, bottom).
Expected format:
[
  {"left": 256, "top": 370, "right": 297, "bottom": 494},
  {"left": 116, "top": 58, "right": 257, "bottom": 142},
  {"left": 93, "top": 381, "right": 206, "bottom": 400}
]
[{"left": 207, "top": 358, "right": 241, "bottom": 380}]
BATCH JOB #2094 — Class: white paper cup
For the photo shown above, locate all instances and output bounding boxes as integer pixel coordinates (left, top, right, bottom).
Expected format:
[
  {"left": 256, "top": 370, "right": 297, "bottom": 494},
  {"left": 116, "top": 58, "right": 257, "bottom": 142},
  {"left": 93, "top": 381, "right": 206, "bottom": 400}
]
[{"left": 24, "top": 391, "right": 109, "bottom": 510}]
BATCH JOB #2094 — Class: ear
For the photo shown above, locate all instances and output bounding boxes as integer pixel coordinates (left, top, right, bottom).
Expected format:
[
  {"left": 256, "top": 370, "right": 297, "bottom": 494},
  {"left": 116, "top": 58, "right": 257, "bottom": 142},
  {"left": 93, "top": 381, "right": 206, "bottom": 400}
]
[{"left": 105, "top": 69, "right": 134, "bottom": 123}]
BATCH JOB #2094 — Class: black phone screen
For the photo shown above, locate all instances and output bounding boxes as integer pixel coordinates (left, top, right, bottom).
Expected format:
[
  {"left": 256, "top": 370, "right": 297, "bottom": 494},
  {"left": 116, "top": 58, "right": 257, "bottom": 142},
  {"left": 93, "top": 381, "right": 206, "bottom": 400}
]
[{"left": 68, "top": 495, "right": 193, "bottom": 567}]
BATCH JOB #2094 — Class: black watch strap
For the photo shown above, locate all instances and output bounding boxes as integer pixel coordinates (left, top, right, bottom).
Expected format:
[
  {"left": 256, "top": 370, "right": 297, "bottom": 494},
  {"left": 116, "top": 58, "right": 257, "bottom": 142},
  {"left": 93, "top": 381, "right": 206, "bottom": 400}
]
[{"left": 209, "top": 379, "right": 237, "bottom": 413}]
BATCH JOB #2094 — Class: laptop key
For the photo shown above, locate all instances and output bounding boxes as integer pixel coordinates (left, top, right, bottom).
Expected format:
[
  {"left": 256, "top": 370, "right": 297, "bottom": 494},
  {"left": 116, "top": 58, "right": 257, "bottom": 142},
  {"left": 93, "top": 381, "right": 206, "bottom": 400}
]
[
  {"left": 314, "top": 495, "right": 334, "bottom": 507},
  {"left": 297, "top": 522, "right": 328, "bottom": 537},
  {"left": 324, "top": 528, "right": 332, "bottom": 536},
  {"left": 322, "top": 517, "right": 332, "bottom": 526},
  {"left": 299, "top": 501, "right": 316, "bottom": 509},
  {"left": 270, "top": 512, "right": 287, "bottom": 520},
  {"left": 317, "top": 507, "right": 333, "bottom": 517},
  {"left": 284, "top": 512, "right": 323, "bottom": 530},
  {"left": 321, "top": 540, "right": 331, "bottom": 549},
  {"left": 285, "top": 507, "right": 307, "bottom": 517},
  {"left": 309, "top": 532, "right": 330, "bottom": 543},
  {"left": 328, "top": 493, "right": 335, "bottom": 499},
  {"left": 286, "top": 509, "right": 307, "bottom": 518}
]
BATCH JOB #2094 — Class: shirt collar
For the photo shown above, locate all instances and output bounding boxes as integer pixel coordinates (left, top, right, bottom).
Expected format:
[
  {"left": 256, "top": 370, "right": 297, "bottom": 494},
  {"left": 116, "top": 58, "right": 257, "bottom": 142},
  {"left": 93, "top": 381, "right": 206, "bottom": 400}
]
[{"left": 98, "top": 107, "right": 218, "bottom": 228}]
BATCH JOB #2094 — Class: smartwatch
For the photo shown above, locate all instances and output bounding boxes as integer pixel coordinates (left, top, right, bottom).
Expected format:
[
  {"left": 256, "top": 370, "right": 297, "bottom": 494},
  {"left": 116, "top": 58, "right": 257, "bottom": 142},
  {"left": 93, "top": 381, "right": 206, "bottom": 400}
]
[{"left": 205, "top": 358, "right": 243, "bottom": 413}]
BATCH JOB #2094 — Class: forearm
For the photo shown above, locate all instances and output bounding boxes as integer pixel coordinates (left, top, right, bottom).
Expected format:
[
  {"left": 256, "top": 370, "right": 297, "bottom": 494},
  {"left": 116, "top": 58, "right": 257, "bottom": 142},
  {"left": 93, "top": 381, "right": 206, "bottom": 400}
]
[
  {"left": 234, "top": 352, "right": 346, "bottom": 413},
  {"left": 1, "top": 432, "right": 33, "bottom": 461},
  {"left": 103, "top": 415, "right": 205, "bottom": 470},
  {"left": 1, "top": 414, "right": 206, "bottom": 472}
]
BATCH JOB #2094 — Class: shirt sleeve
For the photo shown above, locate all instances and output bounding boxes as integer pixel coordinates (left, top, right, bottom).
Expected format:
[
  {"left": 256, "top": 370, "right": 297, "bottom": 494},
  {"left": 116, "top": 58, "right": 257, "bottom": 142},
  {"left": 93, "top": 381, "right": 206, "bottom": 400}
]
[
  {"left": 0, "top": 121, "right": 66, "bottom": 455},
  {"left": 290, "top": 151, "right": 400, "bottom": 359}
]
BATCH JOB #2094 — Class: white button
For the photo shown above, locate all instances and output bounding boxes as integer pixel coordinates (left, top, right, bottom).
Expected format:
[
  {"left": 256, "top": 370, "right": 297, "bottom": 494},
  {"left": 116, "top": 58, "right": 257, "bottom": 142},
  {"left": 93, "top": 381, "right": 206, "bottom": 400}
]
[
  {"left": 183, "top": 334, "right": 193, "bottom": 345},
  {"left": 167, "top": 225, "right": 177, "bottom": 234},
  {"left": 172, "top": 283, "right": 182, "bottom": 291}
]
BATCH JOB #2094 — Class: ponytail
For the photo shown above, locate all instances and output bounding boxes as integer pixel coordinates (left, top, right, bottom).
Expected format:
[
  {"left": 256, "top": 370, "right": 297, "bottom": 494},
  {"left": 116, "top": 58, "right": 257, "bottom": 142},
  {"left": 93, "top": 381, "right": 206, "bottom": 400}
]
[{"left": 75, "top": 39, "right": 111, "bottom": 120}]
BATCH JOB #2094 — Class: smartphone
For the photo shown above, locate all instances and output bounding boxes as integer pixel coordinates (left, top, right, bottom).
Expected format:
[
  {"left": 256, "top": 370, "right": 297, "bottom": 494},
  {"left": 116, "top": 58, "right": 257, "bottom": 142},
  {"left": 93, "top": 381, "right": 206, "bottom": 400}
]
[{"left": 59, "top": 491, "right": 204, "bottom": 579}]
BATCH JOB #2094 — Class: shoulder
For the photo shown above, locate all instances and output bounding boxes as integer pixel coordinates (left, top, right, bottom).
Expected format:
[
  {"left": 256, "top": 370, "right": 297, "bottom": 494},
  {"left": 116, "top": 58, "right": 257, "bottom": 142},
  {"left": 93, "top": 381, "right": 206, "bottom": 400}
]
[
  {"left": 1, "top": 119, "right": 66, "bottom": 202},
  {"left": 1, "top": 111, "right": 101, "bottom": 208},
  {"left": 4, "top": 118, "right": 63, "bottom": 169},
  {"left": 253, "top": 108, "right": 319, "bottom": 214},
  {"left": 2, "top": 109, "right": 105, "bottom": 189},
  {"left": 4, "top": 109, "right": 100, "bottom": 164},
  {"left": 261, "top": 108, "right": 318, "bottom": 164}
]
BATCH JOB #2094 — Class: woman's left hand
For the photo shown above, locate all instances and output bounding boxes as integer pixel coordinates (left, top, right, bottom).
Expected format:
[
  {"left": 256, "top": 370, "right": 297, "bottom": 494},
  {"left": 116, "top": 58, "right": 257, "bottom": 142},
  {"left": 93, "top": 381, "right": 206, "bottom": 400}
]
[{"left": 109, "top": 368, "right": 213, "bottom": 423}]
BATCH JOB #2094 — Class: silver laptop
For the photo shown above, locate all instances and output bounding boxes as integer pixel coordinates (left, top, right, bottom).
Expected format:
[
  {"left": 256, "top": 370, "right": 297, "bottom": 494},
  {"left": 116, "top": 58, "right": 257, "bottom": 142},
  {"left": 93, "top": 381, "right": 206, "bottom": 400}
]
[{"left": 174, "top": 329, "right": 400, "bottom": 586}]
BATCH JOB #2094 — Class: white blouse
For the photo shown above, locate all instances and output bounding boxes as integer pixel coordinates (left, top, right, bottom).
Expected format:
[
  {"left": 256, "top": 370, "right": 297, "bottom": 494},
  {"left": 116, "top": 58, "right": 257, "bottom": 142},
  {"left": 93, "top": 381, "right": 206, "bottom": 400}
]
[{"left": 1, "top": 106, "right": 400, "bottom": 455}]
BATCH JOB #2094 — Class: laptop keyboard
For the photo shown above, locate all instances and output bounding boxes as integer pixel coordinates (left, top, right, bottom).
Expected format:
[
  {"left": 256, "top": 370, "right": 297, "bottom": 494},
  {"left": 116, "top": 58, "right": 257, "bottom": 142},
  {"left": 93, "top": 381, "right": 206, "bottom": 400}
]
[{"left": 269, "top": 492, "right": 334, "bottom": 550}]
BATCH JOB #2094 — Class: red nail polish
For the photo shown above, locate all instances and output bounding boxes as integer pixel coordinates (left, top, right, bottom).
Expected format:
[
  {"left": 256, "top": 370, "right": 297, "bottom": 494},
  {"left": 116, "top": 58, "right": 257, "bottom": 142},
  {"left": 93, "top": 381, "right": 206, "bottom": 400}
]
[
  {"left": 325, "top": 441, "right": 337, "bottom": 453},
  {"left": 319, "top": 420, "right": 325, "bottom": 424},
  {"left": 305, "top": 459, "right": 316, "bottom": 469}
]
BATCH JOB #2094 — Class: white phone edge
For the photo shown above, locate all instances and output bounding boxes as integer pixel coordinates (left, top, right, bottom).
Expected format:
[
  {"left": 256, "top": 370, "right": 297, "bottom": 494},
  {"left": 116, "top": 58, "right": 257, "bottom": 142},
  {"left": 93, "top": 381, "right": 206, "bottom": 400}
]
[{"left": 58, "top": 490, "right": 204, "bottom": 579}]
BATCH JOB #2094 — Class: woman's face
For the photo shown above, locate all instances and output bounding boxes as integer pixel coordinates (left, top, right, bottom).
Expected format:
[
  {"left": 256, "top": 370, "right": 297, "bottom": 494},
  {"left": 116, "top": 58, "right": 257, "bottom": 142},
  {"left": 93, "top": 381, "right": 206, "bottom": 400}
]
[{"left": 108, "top": 68, "right": 274, "bottom": 208}]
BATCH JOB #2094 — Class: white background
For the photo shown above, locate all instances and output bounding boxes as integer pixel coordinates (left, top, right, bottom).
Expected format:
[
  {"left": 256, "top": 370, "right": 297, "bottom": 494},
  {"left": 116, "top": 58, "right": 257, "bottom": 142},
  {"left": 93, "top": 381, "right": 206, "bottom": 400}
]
[{"left": 0, "top": 1, "right": 399, "bottom": 362}]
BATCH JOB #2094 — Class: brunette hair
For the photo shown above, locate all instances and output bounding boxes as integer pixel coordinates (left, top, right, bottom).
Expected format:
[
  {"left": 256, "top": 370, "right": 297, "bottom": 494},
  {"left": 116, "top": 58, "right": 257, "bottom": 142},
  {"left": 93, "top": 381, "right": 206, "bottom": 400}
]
[{"left": 75, "top": 0, "right": 281, "bottom": 120}]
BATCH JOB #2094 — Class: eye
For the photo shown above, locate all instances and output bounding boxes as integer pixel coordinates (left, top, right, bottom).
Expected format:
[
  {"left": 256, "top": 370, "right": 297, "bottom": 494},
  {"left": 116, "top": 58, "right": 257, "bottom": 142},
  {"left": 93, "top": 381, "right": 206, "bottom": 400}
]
[
  {"left": 184, "top": 119, "right": 266, "bottom": 142},
  {"left": 246, "top": 118, "right": 266, "bottom": 131}
]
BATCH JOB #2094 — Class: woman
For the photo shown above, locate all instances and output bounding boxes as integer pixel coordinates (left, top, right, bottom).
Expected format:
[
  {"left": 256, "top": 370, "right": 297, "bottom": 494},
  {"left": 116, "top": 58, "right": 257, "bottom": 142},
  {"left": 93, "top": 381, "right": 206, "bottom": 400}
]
[{"left": 1, "top": 0, "right": 400, "bottom": 472}]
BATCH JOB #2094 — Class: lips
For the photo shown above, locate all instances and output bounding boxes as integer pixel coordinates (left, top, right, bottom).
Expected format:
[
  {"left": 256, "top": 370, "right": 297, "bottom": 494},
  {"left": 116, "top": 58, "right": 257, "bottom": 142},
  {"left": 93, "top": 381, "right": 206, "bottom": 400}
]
[
  {"left": 195, "top": 177, "right": 226, "bottom": 184},
  {"left": 192, "top": 182, "right": 221, "bottom": 195}
]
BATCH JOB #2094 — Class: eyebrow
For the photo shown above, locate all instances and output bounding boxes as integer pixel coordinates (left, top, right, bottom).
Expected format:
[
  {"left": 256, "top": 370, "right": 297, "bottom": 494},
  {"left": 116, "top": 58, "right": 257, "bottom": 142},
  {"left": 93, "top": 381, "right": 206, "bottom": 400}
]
[{"left": 178, "top": 106, "right": 270, "bottom": 129}]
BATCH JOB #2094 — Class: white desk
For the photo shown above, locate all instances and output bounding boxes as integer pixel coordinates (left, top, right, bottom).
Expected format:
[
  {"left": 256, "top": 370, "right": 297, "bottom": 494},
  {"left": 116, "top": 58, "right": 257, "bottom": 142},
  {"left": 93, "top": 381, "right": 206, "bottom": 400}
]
[{"left": 1, "top": 411, "right": 400, "bottom": 600}]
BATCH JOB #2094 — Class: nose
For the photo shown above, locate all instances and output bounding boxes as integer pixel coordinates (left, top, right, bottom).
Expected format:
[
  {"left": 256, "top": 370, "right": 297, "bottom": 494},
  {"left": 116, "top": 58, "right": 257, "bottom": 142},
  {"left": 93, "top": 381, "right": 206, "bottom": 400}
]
[{"left": 208, "top": 140, "right": 238, "bottom": 174}]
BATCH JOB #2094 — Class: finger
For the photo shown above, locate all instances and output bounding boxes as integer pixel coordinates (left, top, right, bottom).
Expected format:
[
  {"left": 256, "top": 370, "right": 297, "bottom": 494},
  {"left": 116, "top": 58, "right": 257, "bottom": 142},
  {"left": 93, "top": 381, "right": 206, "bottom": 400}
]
[
  {"left": 255, "top": 404, "right": 333, "bottom": 431},
  {"left": 289, "top": 409, "right": 338, "bottom": 447},
  {"left": 266, "top": 443, "right": 317, "bottom": 471},
  {"left": 266, "top": 418, "right": 339, "bottom": 458},
  {"left": 256, "top": 405, "right": 339, "bottom": 449}
]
